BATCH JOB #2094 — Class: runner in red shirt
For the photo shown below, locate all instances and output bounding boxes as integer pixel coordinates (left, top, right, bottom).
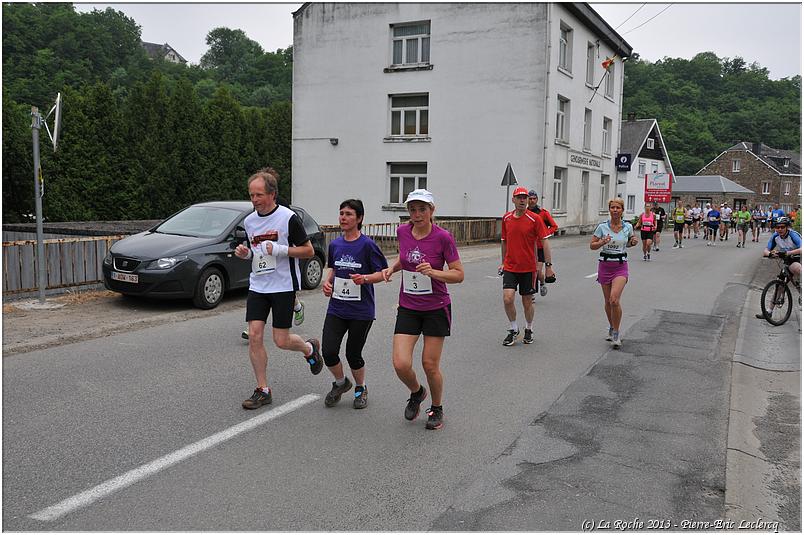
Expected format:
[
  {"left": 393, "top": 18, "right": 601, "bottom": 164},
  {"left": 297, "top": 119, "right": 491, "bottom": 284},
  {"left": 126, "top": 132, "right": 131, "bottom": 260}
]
[
  {"left": 499, "top": 187, "right": 549, "bottom": 346},
  {"left": 527, "top": 190, "right": 558, "bottom": 297}
]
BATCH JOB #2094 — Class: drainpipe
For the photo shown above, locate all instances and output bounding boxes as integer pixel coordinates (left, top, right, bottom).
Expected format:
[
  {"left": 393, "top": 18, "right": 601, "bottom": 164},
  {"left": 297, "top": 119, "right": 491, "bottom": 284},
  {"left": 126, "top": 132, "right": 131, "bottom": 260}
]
[
  {"left": 540, "top": 3, "right": 552, "bottom": 210},
  {"left": 615, "top": 57, "right": 627, "bottom": 198}
]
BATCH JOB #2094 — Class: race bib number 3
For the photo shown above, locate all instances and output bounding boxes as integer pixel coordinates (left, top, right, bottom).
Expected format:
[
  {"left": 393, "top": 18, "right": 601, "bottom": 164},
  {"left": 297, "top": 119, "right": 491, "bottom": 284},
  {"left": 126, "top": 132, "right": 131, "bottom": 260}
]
[
  {"left": 402, "top": 269, "right": 433, "bottom": 295},
  {"left": 333, "top": 276, "right": 361, "bottom": 301},
  {"left": 252, "top": 249, "right": 276, "bottom": 275}
]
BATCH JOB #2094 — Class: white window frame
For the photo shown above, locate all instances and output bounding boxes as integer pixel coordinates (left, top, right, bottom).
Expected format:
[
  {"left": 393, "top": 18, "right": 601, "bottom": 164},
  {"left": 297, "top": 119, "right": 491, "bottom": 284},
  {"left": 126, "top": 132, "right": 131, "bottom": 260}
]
[
  {"left": 391, "top": 21, "right": 431, "bottom": 66},
  {"left": 586, "top": 42, "right": 595, "bottom": 85},
  {"left": 762, "top": 181, "right": 771, "bottom": 195},
  {"left": 784, "top": 182, "right": 792, "bottom": 195},
  {"left": 602, "top": 117, "right": 612, "bottom": 155},
  {"left": 558, "top": 23, "right": 572, "bottom": 72},
  {"left": 552, "top": 167, "right": 567, "bottom": 212},
  {"left": 638, "top": 161, "right": 646, "bottom": 177},
  {"left": 389, "top": 94, "right": 429, "bottom": 137},
  {"left": 646, "top": 138, "right": 655, "bottom": 150},
  {"left": 627, "top": 194, "right": 636, "bottom": 213},
  {"left": 651, "top": 162, "right": 659, "bottom": 174},
  {"left": 604, "top": 62, "right": 615, "bottom": 98},
  {"left": 583, "top": 108, "right": 592, "bottom": 151},
  {"left": 389, "top": 163, "right": 428, "bottom": 205},
  {"left": 599, "top": 174, "right": 609, "bottom": 211},
  {"left": 556, "top": 95, "right": 569, "bottom": 143},
  {"left": 732, "top": 159, "right": 741, "bottom": 172}
]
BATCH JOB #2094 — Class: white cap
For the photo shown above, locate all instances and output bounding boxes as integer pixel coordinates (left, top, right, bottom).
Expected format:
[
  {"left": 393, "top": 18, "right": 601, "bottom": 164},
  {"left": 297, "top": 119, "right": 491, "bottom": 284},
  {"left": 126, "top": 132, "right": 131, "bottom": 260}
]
[{"left": 405, "top": 188, "right": 435, "bottom": 205}]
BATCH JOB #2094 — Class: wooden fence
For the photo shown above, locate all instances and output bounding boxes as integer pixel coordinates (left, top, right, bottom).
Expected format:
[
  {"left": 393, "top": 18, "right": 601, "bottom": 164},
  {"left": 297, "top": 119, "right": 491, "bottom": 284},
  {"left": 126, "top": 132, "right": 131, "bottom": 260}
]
[
  {"left": 2, "top": 235, "right": 125, "bottom": 294},
  {"left": 2, "top": 218, "right": 500, "bottom": 295}
]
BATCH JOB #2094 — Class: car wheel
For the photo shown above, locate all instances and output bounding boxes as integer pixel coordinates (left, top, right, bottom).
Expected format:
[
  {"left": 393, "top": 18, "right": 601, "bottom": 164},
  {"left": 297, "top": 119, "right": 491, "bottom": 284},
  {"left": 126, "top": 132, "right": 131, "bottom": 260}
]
[
  {"left": 301, "top": 255, "right": 324, "bottom": 289},
  {"left": 193, "top": 267, "right": 224, "bottom": 309}
]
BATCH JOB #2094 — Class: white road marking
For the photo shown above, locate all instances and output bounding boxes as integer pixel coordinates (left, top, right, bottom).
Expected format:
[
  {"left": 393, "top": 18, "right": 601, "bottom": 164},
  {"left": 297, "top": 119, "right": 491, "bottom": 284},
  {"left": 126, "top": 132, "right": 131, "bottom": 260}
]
[
  {"left": 485, "top": 275, "right": 501, "bottom": 279},
  {"left": 585, "top": 273, "right": 598, "bottom": 279},
  {"left": 28, "top": 394, "right": 319, "bottom": 522}
]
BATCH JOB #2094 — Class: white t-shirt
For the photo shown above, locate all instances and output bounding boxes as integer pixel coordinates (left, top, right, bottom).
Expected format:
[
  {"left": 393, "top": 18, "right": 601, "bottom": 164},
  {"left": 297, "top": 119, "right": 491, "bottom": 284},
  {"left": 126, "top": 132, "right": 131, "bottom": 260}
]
[
  {"left": 721, "top": 207, "right": 732, "bottom": 222},
  {"left": 243, "top": 205, "right": 309, "bottom": 293}
]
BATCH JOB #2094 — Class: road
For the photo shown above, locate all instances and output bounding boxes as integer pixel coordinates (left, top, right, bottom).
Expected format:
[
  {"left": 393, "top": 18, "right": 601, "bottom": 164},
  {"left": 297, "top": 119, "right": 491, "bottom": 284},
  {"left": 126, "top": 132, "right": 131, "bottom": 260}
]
[{"left": 3, "top": 233, "right": 799, "bottom": 530}]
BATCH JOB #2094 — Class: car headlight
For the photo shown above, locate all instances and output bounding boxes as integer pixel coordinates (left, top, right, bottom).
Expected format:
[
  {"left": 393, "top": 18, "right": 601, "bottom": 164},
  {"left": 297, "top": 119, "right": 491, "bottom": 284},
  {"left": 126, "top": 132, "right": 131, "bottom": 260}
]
[
  {"left": 103, "top": 253, "right": 112, "bottom": 266},
  {"left": 149, "top": 256, "right": 188, "bottom": 269}
]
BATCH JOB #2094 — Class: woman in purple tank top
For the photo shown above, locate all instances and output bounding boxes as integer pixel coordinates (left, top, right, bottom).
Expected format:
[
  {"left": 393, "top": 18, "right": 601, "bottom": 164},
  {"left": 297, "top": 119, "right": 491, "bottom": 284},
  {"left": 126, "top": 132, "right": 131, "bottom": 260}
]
[{"left": 381, "top": 189, "right": 464, "bottom": 430}]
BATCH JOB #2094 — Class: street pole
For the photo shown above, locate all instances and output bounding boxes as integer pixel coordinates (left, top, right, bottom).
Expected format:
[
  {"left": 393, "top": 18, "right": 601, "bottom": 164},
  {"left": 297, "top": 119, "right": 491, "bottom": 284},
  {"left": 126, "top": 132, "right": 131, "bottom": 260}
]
[{"left": 31, "top": 106, "right": 47, "bottom": 303}]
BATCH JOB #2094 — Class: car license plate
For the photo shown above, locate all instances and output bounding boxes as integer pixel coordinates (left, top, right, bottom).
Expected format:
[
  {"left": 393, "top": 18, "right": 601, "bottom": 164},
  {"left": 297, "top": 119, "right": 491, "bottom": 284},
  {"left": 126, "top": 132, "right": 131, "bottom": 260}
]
[{"left": 111, "top": 271, "right": 138, "bottom": 283}]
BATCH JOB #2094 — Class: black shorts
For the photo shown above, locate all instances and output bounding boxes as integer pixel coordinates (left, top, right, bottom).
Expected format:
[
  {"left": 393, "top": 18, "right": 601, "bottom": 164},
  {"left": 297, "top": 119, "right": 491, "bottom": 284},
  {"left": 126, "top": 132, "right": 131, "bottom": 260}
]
[
  {"left": 684, "top": 220, "right": 693, "bottom": 226},
  {"left": 673, "top": 222, "right": 685, "bottom": 232},
  {"left": 656, "top": 221, "right": 664, "bottom": 232},
  {"left": 394, "top": 305, "right": 451, "bottom": 337},
  {"left": 537, "top": 247, "right": 545, "bottom": 263},
  {"left": 640, "top": 230, "right": 655, "bottom": 240},
  {"left": 502, "top": 270, "right": 537, "bottom": 295},
  {"left": 246, "top": 290, "right": 295, "bottom": 329}
]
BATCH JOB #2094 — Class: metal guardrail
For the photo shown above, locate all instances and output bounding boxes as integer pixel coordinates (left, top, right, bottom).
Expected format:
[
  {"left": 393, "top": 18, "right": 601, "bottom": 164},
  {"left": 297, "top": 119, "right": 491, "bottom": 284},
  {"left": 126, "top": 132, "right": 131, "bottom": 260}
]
[
  {"left": 2, "top": 235, "right": 125, "bottom": 294},
  {"left": 321, "top": 218, "right": 501, "bottom": 254}
]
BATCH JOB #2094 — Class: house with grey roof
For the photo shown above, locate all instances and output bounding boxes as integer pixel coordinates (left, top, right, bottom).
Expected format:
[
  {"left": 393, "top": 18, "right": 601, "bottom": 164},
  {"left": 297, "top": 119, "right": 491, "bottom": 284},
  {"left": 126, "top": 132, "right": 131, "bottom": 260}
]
[
  {"left": 141, "top": 41, "right": 187, "bottom": 64},
  {"left": 671, "top": 175, "right": 755, "bottom": 210},
  {"left": 617, "top": 114, "right": 674, "bottom": 215},
  {"left": 697, "top": 142, "right": 800, "bottom": 213}
]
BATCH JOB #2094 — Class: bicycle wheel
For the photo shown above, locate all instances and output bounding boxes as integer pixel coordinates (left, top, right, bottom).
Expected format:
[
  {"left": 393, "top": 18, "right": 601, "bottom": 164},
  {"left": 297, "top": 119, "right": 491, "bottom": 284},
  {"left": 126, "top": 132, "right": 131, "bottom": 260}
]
[{"left": 760, "top": 280, "right": 793, "bottom": 326}]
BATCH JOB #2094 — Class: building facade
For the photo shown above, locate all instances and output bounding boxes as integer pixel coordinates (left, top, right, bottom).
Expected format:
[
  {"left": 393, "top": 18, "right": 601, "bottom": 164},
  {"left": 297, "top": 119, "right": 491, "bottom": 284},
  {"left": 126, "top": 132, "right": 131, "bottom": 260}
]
[
  {"left": 697, "top": 142, "right": 801, "bottom": 213},
  {"left": 292, "top": 3, "right": 631, "bottom": 227},
  {"left": 671, "top": 175, "right": 755, "bottom": 211},
  {"left": 617, "top": 116, "right": 674, "bottom": 216},
  {"left": 141, "top": 42, "right": 187, "bottom": 64}
]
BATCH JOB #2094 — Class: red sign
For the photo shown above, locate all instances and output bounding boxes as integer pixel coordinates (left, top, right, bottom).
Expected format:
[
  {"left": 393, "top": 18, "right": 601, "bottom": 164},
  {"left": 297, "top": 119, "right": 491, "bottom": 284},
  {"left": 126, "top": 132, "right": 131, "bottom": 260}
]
[{"left": 644, "top": 173, "right": 673, "bottom": 203}]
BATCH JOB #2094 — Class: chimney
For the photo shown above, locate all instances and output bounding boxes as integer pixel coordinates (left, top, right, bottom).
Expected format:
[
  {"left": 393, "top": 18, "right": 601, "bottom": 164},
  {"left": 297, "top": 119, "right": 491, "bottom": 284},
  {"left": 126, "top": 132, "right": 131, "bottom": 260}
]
[
  {"left": 627, "top": 112, "right": 637, "bottom": 122},
  {"left": 752, "top": 142, "right": 762, "bottom": 155}
]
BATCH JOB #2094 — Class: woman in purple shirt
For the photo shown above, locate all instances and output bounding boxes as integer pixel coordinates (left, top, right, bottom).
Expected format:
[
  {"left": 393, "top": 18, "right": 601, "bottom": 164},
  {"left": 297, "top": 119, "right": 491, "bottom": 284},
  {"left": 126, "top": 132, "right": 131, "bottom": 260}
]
[
  {"left": 381, "top": 189, "right": 464, "bottom": 430},
  {"left": 321, "top": 199, "right": 388, "bottom": 409}
]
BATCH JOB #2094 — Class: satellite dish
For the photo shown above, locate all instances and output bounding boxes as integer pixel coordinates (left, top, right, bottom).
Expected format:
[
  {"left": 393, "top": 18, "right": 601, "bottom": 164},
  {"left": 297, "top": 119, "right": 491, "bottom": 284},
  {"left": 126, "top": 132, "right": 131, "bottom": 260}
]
[{"left": 44, "top": 92, "right": 62, "bottom": 152}]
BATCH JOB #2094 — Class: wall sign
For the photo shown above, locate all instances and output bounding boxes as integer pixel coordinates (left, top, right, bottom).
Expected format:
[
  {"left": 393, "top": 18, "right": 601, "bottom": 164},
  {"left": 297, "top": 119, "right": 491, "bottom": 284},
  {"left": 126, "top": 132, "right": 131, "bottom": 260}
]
[
  {"left": 616, "top": 153, "right": 632, "bottom": 171},
  {"left": 644, "top": 172, "right": 673, "bottom": 203},
  {"left": 567, "top": 150, "right": 602, "bottom": 171}
]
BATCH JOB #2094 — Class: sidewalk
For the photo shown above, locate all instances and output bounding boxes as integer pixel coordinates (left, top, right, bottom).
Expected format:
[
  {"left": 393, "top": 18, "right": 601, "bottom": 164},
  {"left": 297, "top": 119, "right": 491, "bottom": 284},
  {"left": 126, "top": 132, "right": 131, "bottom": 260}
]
[{"left": 726, "top": 260, "right": 801, "bottom": 530}]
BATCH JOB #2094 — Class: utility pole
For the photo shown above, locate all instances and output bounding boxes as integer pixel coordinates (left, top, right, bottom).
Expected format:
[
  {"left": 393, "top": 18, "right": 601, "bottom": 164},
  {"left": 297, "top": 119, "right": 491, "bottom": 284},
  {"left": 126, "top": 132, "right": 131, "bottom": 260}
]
[{"left": 31, "top": 106, "right": 47, "bottom": 303}]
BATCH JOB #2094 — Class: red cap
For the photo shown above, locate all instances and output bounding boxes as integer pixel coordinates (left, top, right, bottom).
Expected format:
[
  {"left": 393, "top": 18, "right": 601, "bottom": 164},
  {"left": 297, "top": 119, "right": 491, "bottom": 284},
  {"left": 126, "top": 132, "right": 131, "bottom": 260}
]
[{"left": 513, "top": 186, "right": 529, "bottom": 197}]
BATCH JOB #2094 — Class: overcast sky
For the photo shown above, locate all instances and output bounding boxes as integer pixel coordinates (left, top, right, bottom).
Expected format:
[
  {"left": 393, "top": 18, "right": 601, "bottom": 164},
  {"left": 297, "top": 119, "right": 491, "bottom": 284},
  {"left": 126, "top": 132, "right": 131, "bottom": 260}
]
[{"left": 76, "top": 2, "right": 801, "bottom": 80}]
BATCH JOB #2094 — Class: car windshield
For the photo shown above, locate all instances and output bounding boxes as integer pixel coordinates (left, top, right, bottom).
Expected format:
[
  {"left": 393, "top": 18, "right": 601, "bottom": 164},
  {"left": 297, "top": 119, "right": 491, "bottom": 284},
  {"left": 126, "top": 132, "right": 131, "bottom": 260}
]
[{"left": 155, "top": 206, "right": 242, "bottom": 238}]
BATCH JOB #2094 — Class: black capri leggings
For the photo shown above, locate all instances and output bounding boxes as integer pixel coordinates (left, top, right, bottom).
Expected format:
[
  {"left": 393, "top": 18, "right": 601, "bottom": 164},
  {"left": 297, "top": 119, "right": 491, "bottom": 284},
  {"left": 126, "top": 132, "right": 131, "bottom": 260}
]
[{"left": 321, "top": 314, "right": 373, "bottom": 370}]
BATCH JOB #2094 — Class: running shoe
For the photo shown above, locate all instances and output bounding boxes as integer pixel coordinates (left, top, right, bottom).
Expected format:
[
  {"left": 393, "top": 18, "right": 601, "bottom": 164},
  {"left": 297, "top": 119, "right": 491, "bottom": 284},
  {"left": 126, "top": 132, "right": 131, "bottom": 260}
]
[
  {"left": 643, "top": 254, "right": 647, "bottom": 261},
  {"left": 324, "top": 377, "right": 353, "bottom": 407},
  {"left": 425, "top": 406, "right": 444, "bottom": 430},
  {"left": 353, "top": 385, "right": 368, "bottom": 409},
  {"left": 672, "top": 243, "right": 679, "bottom": 249},
  {"left": 502, "top": 329, "right": 519, "bottom": 346},
  {"left": 545, "top": 275, "right": 557, "bottom": 283},
  {"left": 678, "top": 243, "right": 683, "bottom": 248},
  {"left": 654, "top": 247, "right": 659, "bottom": 251},
  {"left": 606, "top": 327, "right": 614, "bottom": 341},
  {"left": 404, "top": 386, "right": 427, "bottom": 420},
  {"left": 523, "top": 328, "right": 534, "bottom": 344},
  {"left": 242, "top": 387, "right": 272, "bottom": 410},
  {"left": 647, "top": 253, "right": 651, "bottom": 261},
  {"left": 305, "top": 338, "right": 323, "bottom": 375},
  {"left": 241, "top": 330, "right": 249, "bottom": 340},
  {"left": 611, "top": 331, "right": 622, "bottom": 349},
  {"left": 294, "top": 300, "right": 305, "bottom": 326},
  {"left": 755, "top": 313, "right": 766, "bottom": 319},
  {"left": 540, "top": 283, "right": 548, "bottom": 296}
]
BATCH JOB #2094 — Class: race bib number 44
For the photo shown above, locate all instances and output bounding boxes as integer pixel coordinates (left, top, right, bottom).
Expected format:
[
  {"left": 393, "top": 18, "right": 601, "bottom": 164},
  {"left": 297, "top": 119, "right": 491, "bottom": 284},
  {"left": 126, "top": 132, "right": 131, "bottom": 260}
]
[
  {"left": 402, "top": 270, "right": 433, "bottom": 295},
  {"left": 333, "top": 276, "right": 361, "bottom": 301}
]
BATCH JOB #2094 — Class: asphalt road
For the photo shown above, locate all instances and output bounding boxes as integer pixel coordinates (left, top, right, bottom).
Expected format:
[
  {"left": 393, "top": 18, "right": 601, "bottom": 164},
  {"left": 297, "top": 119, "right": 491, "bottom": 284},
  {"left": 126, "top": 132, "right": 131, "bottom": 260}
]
[{"left": 1, "top": 233, "right": 789, "bottom": 530}]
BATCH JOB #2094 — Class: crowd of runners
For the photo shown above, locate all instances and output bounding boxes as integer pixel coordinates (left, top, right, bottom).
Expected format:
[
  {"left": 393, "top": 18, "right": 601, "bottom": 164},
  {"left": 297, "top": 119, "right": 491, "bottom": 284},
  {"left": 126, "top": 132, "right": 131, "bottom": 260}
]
[{"left": 232, "top": 166, "right": 800, "bottom": 430}]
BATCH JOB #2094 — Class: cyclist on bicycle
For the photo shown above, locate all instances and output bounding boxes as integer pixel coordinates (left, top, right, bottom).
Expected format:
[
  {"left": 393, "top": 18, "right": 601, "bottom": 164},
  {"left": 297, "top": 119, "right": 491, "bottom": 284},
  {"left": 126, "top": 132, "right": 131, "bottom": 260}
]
[
  {"left": 756, "top": 216, "right": 801, "bottom": 318},
  {"left": 762, "top": 217, "right": 802, "bottom": 274}
]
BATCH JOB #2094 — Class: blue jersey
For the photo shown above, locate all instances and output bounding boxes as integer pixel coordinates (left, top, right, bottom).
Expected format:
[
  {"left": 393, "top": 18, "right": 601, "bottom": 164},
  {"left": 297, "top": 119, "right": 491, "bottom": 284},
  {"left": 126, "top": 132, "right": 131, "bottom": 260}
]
[
  {"left": 594, "top": 220, "right": 634, "bottom": 255},
  {"left": 326, "top": 234, "right": 388, "bottom": 321},
  {"left": 770, "top": 209, "right": 786, "bottom": 224},
  {"left": 707, "top": 210, "right": 721, "bottom": 226},
  {"left": 767, "top": 229, "right": 802, "bottom": 253}
]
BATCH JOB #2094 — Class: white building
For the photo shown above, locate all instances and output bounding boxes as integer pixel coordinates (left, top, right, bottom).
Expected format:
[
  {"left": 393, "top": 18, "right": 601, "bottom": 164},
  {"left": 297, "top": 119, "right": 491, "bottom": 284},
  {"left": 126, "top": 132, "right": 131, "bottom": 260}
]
[
  {"left": 617, "top": 115, "right": 675, "bottom": 216},
  {"left": 292, "top": 3, "right": 632, "bottom": 229}
]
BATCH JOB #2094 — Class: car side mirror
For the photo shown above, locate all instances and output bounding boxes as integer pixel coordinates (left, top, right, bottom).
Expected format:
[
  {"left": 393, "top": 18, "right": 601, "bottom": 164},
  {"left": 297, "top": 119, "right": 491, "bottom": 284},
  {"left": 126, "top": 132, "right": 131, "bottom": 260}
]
[{"left": 231, "top": 227, "right": 247, "bottom": 248}]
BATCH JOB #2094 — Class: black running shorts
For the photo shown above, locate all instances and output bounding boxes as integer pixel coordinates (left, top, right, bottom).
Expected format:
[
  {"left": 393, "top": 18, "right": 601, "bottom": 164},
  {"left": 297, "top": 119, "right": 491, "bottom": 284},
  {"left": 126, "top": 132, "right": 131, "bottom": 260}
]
[
  {"left": 394, "top": 305, "right": 451, "bottom": 337},
  {"left": 502, "top": 270, "right": 537, "bottom": 295},
  {"left": 640, "top": 230, "right": 655, "bottom": 241},
  {"left": 246, "top": 290, "right": 295, "bottom": 329}
]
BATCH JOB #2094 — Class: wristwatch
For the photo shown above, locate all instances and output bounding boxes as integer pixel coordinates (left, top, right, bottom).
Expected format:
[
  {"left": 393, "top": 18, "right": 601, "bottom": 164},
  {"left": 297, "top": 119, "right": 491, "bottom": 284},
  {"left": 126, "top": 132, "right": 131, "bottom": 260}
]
[{"left": 545, "top": 262, "right": 553, "bottom": 267}]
